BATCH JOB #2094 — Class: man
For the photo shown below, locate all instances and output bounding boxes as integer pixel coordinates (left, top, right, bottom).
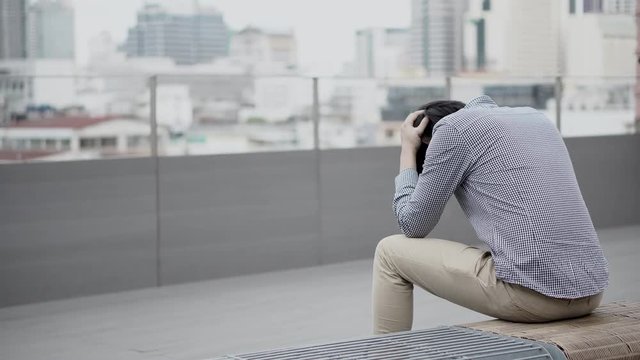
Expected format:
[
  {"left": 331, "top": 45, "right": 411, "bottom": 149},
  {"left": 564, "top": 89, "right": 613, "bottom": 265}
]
[{"left": 373, "top": 95, "right": 608, "bottom": 334}]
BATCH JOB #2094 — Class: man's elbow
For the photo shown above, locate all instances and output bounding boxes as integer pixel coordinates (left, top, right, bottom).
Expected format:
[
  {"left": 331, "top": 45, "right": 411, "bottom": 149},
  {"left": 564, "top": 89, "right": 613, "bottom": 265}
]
[{"left": 398, "top": 218, "right": 431, "bottom": 238}]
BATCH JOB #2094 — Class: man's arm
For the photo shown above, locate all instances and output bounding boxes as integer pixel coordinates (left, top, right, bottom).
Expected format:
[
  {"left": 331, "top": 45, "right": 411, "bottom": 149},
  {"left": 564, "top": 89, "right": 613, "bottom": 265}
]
[{"left": 393, "top": 124, "right": 470, "bottom": 238}]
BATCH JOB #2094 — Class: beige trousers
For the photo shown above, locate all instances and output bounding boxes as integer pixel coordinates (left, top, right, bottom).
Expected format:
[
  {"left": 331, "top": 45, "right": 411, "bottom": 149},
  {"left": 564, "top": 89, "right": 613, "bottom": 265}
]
[{"left": 373, "top": 235, "right": 603, "bottom": 334}]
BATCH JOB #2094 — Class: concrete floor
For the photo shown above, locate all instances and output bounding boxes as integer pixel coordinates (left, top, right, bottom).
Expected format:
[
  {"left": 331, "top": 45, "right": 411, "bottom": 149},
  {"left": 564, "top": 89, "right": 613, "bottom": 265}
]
[{"left": 1, "top": 225, "right": 638, "bottom": 360}]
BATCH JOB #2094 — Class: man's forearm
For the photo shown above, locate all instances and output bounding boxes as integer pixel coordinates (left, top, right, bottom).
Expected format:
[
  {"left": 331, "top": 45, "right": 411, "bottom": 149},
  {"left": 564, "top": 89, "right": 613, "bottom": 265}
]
[{"left": 400, "top": 145, "right": 418, "bottom": 173}]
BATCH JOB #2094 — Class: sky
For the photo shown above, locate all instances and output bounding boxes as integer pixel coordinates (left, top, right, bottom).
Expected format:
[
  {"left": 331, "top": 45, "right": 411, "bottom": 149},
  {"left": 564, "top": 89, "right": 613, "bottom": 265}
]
[{"left": 70, "top": 0, "right": 412, "bottom": 75}]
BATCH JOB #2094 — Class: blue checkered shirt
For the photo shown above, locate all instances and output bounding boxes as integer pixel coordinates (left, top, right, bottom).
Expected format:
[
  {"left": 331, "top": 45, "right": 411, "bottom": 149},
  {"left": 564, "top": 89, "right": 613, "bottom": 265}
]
[{"left": 393, "top": 95, "right": 608, "bottom": 299}]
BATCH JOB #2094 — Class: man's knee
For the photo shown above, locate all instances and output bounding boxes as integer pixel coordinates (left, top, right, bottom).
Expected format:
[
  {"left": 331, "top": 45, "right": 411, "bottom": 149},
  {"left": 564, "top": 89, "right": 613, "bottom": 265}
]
[{"left": 375, "top": 234, "right": 408, "bottom": 260}]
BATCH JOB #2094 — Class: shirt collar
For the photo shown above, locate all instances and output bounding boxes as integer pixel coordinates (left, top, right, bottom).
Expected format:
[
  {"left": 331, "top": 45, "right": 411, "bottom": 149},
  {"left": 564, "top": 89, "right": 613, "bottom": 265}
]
[{"left": 464, "top": 95, "right": 499, "bottom": 109}]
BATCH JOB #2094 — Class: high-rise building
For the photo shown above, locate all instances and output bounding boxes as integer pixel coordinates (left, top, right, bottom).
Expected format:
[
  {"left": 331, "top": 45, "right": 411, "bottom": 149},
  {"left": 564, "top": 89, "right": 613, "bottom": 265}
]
[
  {"left": 354, "top": 28, "right": 410, "bottom": 78},
  {"left": 0, "top": 0, "right": 27, "bottom": 59},
  {"left": 570, "top": 0, "right": 635, "bottom": 14},
  {"left": 230, "top": 27, "right": 298, "bottom": 74},
  {"left": 565, "top": 0, "right": 636, "bottom": 77},
  {"left": 410, "top": 0, "right": 467, "bottom": 76},
  {"left": 603, "top": 0, "right": 636, "bottom": 14},
  {"left": 565, "top": 14, "right": 635, "bottom": 77},
  {"left": 123, "top": 4, "right": 229, "bottom": 65},
  {"left": 464, "top": 0, "right": 563, "bottom": 76},
  {"left": 28, "top": 0, "right": 75, "bottom": 59}
]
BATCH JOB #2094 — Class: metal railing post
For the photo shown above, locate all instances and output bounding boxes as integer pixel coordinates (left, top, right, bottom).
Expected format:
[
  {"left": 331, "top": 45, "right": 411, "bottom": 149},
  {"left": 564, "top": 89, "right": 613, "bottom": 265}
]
[
  {"left": 311, "top": 77, "right": 323, "bottom": 265},
  {"left": 312, "top": 77, "right": 320, "bottom": 150},
  {"left": 150, "top": 75, "right": 159, "bottom": 158},
  {"left": 555, "top": 76, "right": 563, "bottom": 134},
  {"left": 149, "top": 75, "right": 162, "bottom": 287}
]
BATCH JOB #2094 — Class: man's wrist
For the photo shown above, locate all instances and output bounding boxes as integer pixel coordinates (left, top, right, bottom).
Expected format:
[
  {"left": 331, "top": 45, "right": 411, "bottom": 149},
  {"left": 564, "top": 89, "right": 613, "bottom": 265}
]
[
  {"left": 400, "top": 145, "right": 418, "bottom": 172},
  {"left": 401, "top": 144, "right": 418, "bottom": 155}
]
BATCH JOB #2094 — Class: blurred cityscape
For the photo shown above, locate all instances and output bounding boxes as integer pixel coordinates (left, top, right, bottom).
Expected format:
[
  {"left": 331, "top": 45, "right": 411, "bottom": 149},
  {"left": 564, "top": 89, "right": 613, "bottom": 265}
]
[{"left": 0, "top": 0, "right": 638, "bottom": 162}]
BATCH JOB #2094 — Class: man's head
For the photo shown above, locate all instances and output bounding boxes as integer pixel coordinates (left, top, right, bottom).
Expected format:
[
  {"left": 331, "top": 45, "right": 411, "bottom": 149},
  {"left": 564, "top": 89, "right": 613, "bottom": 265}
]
[{"left": 413, "top": 100, "right": 466, "bottom": 173}]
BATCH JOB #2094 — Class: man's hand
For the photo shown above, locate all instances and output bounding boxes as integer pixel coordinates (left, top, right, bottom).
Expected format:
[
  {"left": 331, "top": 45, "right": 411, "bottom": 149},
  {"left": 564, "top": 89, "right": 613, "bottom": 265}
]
[
  {"left": 399, "top": 110, "right": 428, "bottom": 172},
  {"left": 400, "top": 110, "right": 428, "bottom": 152}
]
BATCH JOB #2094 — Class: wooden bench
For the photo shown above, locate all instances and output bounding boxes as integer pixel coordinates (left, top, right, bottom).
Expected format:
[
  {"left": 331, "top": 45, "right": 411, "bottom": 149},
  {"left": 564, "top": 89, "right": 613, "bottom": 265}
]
[
  {"left": 463, "top": 302, "right": 640, "bottom": 360},
  {"left": 214, "top": 302, "right": 640, "bottom": 360}
]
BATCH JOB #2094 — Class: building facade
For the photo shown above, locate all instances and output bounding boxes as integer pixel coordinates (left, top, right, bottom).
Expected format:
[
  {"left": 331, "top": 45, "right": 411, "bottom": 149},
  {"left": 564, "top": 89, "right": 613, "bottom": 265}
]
[
  {"left": 229, "top": 27, "right": 297, "bottom": 74},
  {"left": 463, "top": 0, "right": 563, "bottom": 76},
  {"left": 354, "top": 28, "right": 410, "bottom": 78},
  {"left": 0, "top": 0, "right": 27, "bottom": 59},
  {"left": 28, "top": 0, "right": 75, "bottom": 59},
  {"left": 0, "top": 116, "right": 166, "bottom": 162},
  {"left": 123, "top": 4, "right": 229, "bottom": 65},
  {"left": 410, "top": 0, "right": 467, "bottom": 76}
]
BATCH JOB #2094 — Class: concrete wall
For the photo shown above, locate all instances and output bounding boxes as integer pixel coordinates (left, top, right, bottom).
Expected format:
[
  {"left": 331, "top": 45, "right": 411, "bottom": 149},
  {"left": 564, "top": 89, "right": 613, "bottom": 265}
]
[
  {"left": 0, "top": 134, "right": 638, "bottom": 307},
  {"left": 0, "top": 158, "right": 158, "bottom": 307}
]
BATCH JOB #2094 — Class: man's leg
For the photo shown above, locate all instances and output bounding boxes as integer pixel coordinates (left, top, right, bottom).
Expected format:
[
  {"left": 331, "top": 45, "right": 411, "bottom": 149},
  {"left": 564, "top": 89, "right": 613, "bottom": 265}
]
[{"left": 372, "top": 234, "right": 601, "bottom": 334}]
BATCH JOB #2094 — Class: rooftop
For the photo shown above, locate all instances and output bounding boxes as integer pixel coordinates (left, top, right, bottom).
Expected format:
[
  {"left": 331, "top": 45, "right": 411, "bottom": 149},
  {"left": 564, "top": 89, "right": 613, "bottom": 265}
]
[
  {"left": 7, "top": 116, "right": 117, "bottom": 129},
  {"left": 1, "top": 225, "right": 638, "bottom": 360}
]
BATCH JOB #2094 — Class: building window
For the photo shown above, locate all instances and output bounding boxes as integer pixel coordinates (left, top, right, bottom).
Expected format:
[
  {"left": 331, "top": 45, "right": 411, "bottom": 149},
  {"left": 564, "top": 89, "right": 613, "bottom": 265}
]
[
  {"left": 100, "top": 137, "right": 117, "bottom": 148},
  {"left": 127, "top": 135, "right": 148, "bottom": 148},
  {"left": 482, "top": 0, "right": 491, "bottom": 11},
  {"left": 61, "top": 139, "right": 71, "bottom": 150},
  {"left": 476, "top": 19, "right": 486, "bottom": 70},
  {"left": 584, "top": 0, "right": 603, "bottom": 13},
  {"left": 45, "top": 139, "right": 57, "bottom": 149},
  {"left": 81, "top": 137, "right": 117, "bottom": 149},
  {"left": 30, "top": 139, "right": 43, "bottom": 149},
  {"left": 569, "top": 0, "right": 576, "bottom": 14},
  {"left": 80, "top": 138, "right": 99, "bottom": 149}
]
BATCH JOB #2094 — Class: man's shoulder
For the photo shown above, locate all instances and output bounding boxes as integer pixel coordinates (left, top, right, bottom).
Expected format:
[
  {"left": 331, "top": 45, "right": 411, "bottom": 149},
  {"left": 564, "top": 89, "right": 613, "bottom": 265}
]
[{"left": 437, "top": 106, "right": 546, "bottom": 133}]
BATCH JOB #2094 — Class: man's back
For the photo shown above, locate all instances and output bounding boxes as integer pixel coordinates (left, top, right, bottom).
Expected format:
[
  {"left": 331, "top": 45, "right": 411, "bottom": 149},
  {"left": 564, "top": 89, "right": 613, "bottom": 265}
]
[
  {"left": 380, "top": 96, "right": 606, "bottom": 334},
  {"left": 440, "top": 96, "right": 609, "bottom": 299}
]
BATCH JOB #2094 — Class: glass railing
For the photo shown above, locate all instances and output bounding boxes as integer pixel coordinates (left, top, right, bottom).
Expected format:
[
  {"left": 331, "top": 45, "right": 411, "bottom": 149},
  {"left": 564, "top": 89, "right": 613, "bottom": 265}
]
[
  {"left": 561, "top": 76, "right": 636, "bottom": 137},
  {"left": 154, "top": 74, "right": 314, "bottom": 156},
  {"left": 0, "top": 74, "right": 153, "bottom": 163},
  {"left": 0, "top": 75, "right": 637, "bottom": 163},
  {"left": 318, "top": 77, "right": 447, "bottom": 149}
]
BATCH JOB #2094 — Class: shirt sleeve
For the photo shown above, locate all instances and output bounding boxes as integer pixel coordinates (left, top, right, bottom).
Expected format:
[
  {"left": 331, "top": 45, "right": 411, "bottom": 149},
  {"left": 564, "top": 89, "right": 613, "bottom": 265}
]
[{"left": 393, "top": 124, "right": 471, "bottom": 238}]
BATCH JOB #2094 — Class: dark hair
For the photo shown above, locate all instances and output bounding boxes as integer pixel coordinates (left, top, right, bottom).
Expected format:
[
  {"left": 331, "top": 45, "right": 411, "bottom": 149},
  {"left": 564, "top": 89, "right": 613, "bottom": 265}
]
[{"left": 413, "top": 100, "right": 466, "bottom": 173}]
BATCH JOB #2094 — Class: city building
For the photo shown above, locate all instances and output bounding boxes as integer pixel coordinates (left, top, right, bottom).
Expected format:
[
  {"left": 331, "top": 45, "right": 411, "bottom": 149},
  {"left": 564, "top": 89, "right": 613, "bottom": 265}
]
[
  {"left": 410, "top": 0, "right": 468, "bottom": 76},
  {"left": 571, "top": 0, "right": 637, "bottom": 14},
  {"left": 123, "top": 4, "right": 229, "bottom": 65},
  {"left": 0, "top": 115, "right": 166, "bottom": 162},
  {"left": 0, "top": 0, "right": 27, "bottom": 59},
  {"left": 565, "top": 13, "right": 635, "bottom": 77},
  {"left": 354, "top": 28, "right": 410, "bottom": 78},
  {"left": 27, "top": 0, "right": 75, "bottom": 59},
  {"left": 0, "top": 59, "right": 77, "bottom": 123},
  {"left": 602, "top": 0, "right": 636, "bottom": 14},
  {"left": 463, "top": 0, "right": 563, "bottom": 76},
  {"left": 229, "top": 27, "right": 298, "bottom": 74}
]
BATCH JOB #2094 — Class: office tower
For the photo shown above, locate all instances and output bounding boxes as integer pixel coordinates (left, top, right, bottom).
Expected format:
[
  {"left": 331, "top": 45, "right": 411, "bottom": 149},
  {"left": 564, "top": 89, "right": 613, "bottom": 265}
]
[
  {"left": 565, "top": 0, "right": 635, "bottom": 77},
  {"left": 123, "top": 4, "right": 229, "bottom": 65},
  {"left": 0, "top": 0, "right": 27, "bottom": 59},
  {"left": 410, "top": 0, "right": 468, "bottom": 76},
  {"left": 603, "top": 0, "right": 636, "bottom": 13},
  {"left": 464, "top": 0, "right": 562, "bottom": 76},
  {"left": 354, "top": 28, "right": 410, "bottom": 78},
  {"left": 570, "top": 0, "right": 635, "bottom": 14},
  {"left": 28, "top": 0, "right": 75, "bottom": 59}
]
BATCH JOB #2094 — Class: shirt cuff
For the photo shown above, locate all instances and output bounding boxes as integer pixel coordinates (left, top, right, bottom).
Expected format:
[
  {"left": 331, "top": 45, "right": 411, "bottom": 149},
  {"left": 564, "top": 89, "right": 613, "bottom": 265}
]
[{"left": 395, "top": 168, "right": 419, "bottom": 192}]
